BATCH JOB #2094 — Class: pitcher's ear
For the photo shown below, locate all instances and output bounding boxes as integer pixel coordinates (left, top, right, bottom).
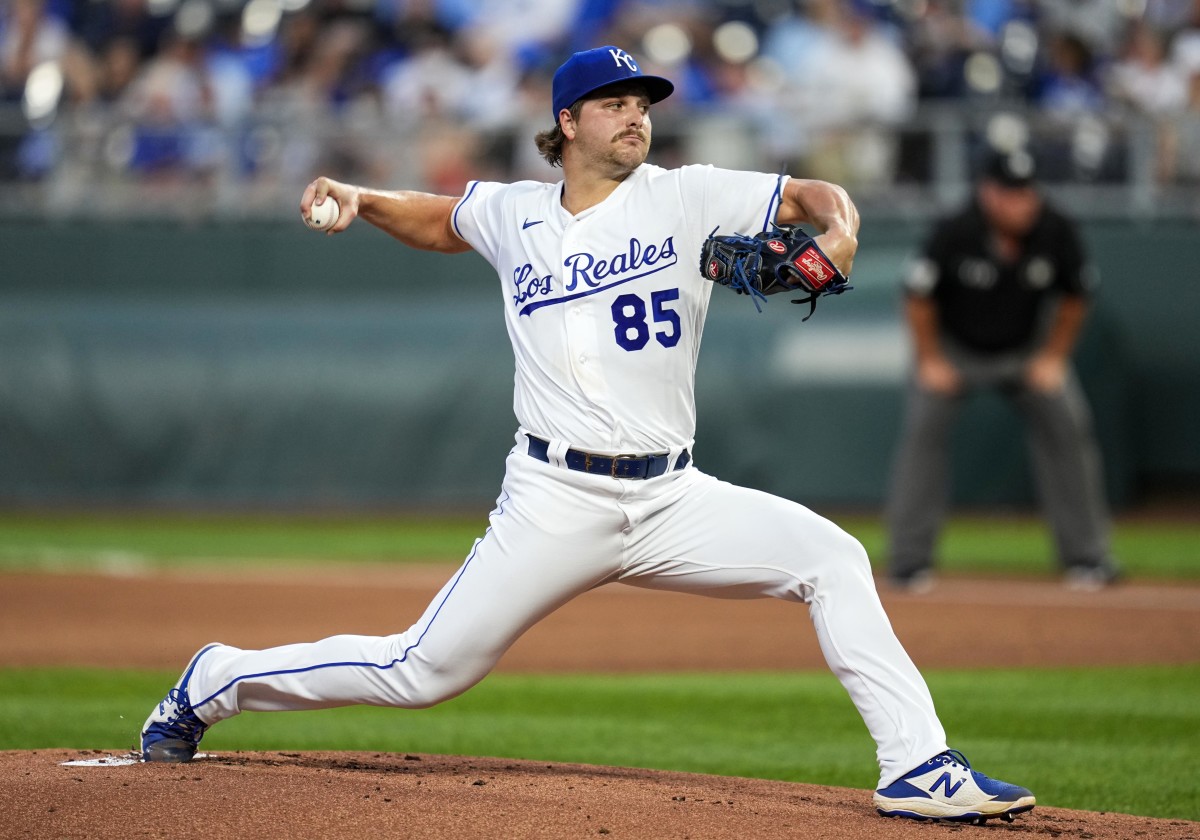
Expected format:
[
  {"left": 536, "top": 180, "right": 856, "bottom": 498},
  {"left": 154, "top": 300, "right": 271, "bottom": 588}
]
[{"left": 559, "top": 108, "right": 577, "bottom": 140}]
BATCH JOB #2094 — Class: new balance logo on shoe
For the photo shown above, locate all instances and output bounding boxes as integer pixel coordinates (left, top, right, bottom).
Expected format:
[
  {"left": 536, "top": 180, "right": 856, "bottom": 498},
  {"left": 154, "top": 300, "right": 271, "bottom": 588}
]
[{"left": 931, "top": 771, "right": 966, "bottom": 798}]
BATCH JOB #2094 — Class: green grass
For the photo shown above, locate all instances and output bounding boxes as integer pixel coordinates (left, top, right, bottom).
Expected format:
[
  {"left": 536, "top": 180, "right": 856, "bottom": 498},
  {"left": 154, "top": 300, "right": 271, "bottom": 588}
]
[
  {"left": 0, "top": 512, "right": 1197, "bottom": 578},
  {"left": 0, "top": 512, "right": 484, "bottom": 570},
  {"left": 0, "top": 665, "right": 1196, "bottom": 820}
]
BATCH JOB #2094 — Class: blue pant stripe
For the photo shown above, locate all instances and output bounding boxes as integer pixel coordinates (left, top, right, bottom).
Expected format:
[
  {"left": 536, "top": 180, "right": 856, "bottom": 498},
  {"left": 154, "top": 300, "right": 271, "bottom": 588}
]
[{"left": 193, "top": 491, "right": 511, "bottom": 711}]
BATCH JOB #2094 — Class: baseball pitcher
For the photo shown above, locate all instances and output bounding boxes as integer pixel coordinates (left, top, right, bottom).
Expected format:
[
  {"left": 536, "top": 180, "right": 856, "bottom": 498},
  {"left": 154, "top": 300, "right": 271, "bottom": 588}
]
[{"left": 141, "top": 45, "right": 1035, "bottom": 825}]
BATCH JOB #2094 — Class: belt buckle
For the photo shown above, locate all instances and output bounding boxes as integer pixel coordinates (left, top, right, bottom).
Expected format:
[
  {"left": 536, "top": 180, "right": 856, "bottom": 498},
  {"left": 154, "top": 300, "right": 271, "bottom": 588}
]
[{"left": 610, "top": 454, "right": 641, "bottom": 478}]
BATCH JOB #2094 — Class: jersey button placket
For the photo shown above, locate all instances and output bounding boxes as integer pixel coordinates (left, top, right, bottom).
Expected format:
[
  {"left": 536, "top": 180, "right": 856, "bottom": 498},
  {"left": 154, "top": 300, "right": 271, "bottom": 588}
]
[
  {"left": 561, "top": 231, "right": 601, "bottom": 388},
  {"left": 571, "top": 307, "right": 585, "bottom": 365},
  {"left": 568, "top": 303, "right": 602, "bottom": 387},
  {"left": 561, "top": 222, "right": 614, "bottom": 446}
]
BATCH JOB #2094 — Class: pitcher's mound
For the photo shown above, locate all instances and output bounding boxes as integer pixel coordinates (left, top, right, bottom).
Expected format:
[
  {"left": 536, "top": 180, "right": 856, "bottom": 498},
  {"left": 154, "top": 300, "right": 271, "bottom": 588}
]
[{"left": 3, "top": 750, "right": 1196, "bottom": 840}]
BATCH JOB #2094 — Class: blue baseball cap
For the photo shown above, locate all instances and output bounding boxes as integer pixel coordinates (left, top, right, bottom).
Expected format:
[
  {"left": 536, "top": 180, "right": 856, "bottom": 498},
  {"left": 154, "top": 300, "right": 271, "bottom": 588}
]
[{"left": 551, "top": 46, "right": 674, "bottom": 119}]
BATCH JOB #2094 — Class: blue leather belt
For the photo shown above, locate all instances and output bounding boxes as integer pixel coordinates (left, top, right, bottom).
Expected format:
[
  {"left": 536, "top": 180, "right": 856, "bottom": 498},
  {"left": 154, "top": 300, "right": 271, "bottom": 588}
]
[{"left": 526, "top": 434, "right": 690, "bottom": 480}]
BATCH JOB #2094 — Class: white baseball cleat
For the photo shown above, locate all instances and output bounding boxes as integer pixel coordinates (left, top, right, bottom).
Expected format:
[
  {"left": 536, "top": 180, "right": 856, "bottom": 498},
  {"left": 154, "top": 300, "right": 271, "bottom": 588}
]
[{"left": 874, "top": 749, "right": 1035, "bottom": 824}]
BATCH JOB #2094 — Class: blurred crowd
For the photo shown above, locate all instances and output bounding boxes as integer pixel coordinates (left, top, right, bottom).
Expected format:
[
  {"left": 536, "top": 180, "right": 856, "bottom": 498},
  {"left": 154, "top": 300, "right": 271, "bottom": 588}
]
[{"left": 3, "top": 0, "right": 1200, "bottom": 213}]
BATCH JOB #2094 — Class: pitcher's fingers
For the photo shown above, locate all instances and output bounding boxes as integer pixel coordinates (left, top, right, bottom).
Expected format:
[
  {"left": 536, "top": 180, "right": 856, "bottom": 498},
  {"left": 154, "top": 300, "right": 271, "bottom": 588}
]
[{"left": 300, "top": 178, "right": 328, "bottom": 215}]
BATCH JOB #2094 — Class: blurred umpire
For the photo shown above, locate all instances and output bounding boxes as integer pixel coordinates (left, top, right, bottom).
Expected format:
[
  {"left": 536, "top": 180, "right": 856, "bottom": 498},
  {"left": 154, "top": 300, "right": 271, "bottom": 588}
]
[{"left": 884, "top": 146, "right": 1120, "bottom": 592}]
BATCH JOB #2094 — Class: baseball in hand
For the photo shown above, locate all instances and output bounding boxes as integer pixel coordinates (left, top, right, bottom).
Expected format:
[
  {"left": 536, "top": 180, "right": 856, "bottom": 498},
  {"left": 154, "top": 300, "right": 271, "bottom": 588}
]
[{"left": 305, "top": 197, "right": 340, "bottom": 231}]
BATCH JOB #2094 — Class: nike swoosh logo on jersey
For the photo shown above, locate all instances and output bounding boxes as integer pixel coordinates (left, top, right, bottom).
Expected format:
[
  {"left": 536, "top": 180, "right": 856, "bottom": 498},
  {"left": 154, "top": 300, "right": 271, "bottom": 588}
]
[{"left": 522, "top": 219, "right": 543, "bottom": 229}]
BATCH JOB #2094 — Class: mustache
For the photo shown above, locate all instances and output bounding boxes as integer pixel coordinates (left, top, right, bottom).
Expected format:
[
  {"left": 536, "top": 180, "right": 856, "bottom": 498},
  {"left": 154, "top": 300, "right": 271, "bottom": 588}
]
[{"left": 614, "top": 129, "right": 647, "bottom": 143}]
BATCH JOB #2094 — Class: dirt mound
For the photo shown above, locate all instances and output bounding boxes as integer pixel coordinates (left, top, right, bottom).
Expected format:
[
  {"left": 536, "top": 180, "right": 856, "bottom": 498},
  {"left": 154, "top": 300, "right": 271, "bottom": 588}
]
[{"left": 3, "top": 750, "right": 1196, "bottom": 840}]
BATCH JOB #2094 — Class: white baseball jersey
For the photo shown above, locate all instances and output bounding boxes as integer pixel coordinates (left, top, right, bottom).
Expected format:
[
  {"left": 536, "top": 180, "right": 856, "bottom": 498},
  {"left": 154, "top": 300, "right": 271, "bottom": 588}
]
[{"left": 451, "top": 163, "right": 786, "bottom": 454}]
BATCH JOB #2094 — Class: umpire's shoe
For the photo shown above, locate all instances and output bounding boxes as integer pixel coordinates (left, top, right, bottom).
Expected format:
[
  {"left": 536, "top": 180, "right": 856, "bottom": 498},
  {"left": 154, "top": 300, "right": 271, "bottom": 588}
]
[
  {"left": 140, "top": 643, "right": 222, "bottom": 763},
  {"left": 874, "top": 749, "right": 1035, "bottom": 824}
]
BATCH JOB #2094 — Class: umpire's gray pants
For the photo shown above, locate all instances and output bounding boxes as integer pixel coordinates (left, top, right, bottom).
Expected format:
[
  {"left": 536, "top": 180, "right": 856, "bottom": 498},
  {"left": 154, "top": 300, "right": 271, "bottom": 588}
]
[{"left": 885, "top": 344, "right": 1113, "bottom": 578}]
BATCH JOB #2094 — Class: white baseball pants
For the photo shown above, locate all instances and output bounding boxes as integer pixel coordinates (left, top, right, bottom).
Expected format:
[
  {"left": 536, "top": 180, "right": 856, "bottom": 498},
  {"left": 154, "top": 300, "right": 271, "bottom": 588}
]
[{"left": 186, "top": 438, "right": 947, "bottom": 786}]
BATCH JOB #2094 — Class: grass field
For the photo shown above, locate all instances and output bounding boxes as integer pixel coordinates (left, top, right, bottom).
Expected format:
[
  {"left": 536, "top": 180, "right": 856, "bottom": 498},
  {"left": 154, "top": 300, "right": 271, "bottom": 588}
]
[
  {"left": 1, "top": 512, "right": 1197, "bottom": 822},
  {"left": 0, "top": 511, "right": 1197, "bottom": 578}
]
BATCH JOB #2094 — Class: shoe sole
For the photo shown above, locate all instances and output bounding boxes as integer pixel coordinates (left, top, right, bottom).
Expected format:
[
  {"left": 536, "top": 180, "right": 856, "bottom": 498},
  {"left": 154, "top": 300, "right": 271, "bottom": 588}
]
[
  {"left": 143, "top": 738, "right": 201, "bottom": 764},
  {"left": 876, "top": 798, "right": 1035, "bottom": 824}
]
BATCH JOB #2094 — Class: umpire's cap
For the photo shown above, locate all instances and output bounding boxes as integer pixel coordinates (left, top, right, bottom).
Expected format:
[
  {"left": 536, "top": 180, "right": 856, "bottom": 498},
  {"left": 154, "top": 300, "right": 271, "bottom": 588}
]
[
  {"left": 980, "top": 147, "right": 1037, "bottom": 188},
  {"left": 551, "top": 46, "right": 674, "bottom": 119}
]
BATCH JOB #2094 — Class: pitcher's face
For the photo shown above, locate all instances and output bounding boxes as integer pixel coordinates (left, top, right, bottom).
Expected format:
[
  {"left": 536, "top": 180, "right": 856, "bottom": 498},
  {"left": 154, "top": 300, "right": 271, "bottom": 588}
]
[{"left": 564, "top": 87, "right": 652, "bottom": 178}]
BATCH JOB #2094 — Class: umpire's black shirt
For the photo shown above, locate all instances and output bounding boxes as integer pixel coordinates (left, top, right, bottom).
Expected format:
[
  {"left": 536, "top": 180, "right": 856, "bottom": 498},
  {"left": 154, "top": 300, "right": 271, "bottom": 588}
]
[{"left": 903, "top": 199, "right": 1094, "bottom": 353}]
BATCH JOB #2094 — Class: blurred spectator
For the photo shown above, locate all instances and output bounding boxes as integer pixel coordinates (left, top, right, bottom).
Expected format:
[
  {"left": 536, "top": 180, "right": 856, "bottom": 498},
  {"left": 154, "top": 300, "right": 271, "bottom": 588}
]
[
  {"left": 966, "top": 0, "right": 1028, "bottom": 40},
  {"left": 260, "top": 17, "right": 374, "bottom": 185},
  {"left": 452, "top": 0, "right": 581, "bottom": 61},
  {"left": 93, "top": 36, "right": 141, "bottom": 104},
  {"left": 1108, "top": 22, "right": 1188, "bottom": 118},
  {"left": 1034, "top": 33, "right": 1105, "bottom": 116},
  {"left": 1, "top": 0, "right": 69, "bottom": 98},
  {"left": 1035, "top": 0, "right": 1132, "bottom": 58},
  {"left": 112, "top": 29, "right": 213, "bottom": 178},
  {"left": 69, "top": 0, "right": 172, "bottom": 62},
  {"left": 378, "top": 22, "right": 474, "bottom": 125},
  {"left": 1030, "top": 31, "right": 1122, "bottom": 180},
  {"left": 378, "top": 22, "right": 522, "bottom": 130},
  {"left": 205, "top": 10, "right": 278, "bottom": 123},
  {"left": 757, "top": 0, "right": 838, "bottom": 171},
  {"left": 1170, "top": 0, "right": 1200, "bottom": 78},
  {"left": 760, "top": 0, "right": 916, "bottom": 188},
  {"left": 1143, "top": 0, "right": 1196, "bottom": 30},
  {"left": 904, "top": 0, "right": 985, "bottom": 99},
  {"left": 806, "top": 0, "right": 917, "bottom": 187},
  {"left": 1108, "top": 22, "right": 1188, "bottom": 182},
  {"left": 1160, "top": 68, "right": 1200, "bottom": 182},
  {"left": 1, "top": 0, "right": 93, "bottom": 179}
]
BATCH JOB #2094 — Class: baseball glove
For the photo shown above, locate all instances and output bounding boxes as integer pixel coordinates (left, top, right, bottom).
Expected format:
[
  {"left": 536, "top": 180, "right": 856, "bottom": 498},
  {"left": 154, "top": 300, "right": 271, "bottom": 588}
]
[{"left": 699, "top": 225, "right": 852, "bottom": 319}]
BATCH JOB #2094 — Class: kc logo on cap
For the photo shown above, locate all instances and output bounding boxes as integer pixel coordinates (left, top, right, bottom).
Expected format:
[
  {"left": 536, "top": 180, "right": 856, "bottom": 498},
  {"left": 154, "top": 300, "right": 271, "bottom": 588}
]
[
  {"left": 609, "top": 47, "right": 637, "bottom": 72},
  {"left": 551, "top": 46, "right": 675, "bottom": 118}
]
